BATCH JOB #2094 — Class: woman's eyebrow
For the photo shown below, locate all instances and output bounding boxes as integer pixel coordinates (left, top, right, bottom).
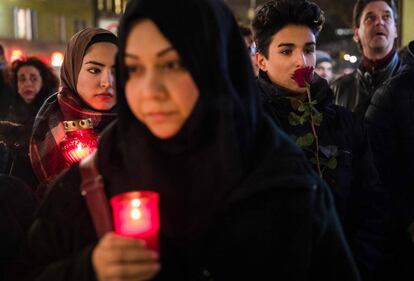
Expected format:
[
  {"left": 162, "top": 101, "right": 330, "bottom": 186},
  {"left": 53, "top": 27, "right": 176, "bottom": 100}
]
[
  {"left": 125, "top": 46, "right": 175, "bottom": 60},
  {"left": 85, "top": 60, "right": 105, "bottom": 67}
]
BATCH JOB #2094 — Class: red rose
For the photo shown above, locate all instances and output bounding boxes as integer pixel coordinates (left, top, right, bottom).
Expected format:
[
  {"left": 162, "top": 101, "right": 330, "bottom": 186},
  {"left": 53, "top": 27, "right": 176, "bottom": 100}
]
[{"left": 292, "top": 66, "right": 314, "bottom": 88}]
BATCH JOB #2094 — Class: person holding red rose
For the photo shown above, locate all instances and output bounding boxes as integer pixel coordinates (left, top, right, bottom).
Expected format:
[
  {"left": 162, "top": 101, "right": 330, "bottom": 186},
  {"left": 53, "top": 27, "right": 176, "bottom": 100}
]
[{"left": 253, "top": 1, "right": 386, "bottom": 280}]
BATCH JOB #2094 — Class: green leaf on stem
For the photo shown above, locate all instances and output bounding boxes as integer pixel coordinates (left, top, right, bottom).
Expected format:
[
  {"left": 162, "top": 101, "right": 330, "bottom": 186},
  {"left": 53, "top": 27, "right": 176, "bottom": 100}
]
[
  {"left": 296, "top": 132, "right": 315, "bottom": 147},
  {"left": 313, "top": 112, "right": 323, "bottom": 126},
  {"left": 327, "top": 157, "right": 338, "bottom": 169},
  {"left": 288, "top": 112, "right": 302, "bottom": 126}
]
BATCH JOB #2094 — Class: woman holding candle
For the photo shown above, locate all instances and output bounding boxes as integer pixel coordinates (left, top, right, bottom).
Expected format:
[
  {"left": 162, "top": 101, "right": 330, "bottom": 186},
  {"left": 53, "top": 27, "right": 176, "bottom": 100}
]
[
  {"left": 25, "top": 0, "right": 360, "bottom": 280},
  {"left": 29, "top": 28, "right": 118, "bottom": 196}
]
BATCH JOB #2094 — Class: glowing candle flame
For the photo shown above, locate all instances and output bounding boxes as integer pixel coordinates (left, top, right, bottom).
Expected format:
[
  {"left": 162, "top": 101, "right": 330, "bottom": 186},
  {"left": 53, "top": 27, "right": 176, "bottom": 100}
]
[
  {"left": 130, "top": 208, "right": 142, "bottom": 220},
  {"left": 131, "top": 198, "right": 141, "bottom": 207}
]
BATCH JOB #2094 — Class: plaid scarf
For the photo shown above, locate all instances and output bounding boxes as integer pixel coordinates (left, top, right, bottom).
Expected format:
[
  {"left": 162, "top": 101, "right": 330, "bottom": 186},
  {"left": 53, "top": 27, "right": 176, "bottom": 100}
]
[{"left": 29, "top": 87, "right": 116, "bottom": 189}]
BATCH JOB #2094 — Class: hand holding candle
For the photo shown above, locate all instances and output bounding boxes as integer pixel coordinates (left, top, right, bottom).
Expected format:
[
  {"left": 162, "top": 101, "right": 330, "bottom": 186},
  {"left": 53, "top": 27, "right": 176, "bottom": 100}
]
[
  {"left": 92, "top": 233, "right": 160, "bottom": 281},
  {"left": 110, "top": 191, "right": 160, "bottom": 252}
]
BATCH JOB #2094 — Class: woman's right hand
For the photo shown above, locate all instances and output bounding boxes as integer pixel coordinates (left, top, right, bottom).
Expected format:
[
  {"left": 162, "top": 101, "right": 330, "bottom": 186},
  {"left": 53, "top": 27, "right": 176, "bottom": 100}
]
[{"left": 92, "top": 232, "right": 160, "bottom": 281}]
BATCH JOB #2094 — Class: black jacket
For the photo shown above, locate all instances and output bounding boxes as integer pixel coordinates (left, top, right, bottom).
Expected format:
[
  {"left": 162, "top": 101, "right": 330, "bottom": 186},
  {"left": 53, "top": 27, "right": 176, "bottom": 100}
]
[
  {"left": 0, "top": 175, "right": 38, "bottom": 280},
  {"left": 364, "top": 40, "right": 414, "bottom": 280},
  {"left": 258, "top": 72, "right": 386, "bottom": 281},
  {"left": 25, "top": 118, "right": 360, "bottom": 281},
  {"left": 331, "top": 52, "right": 402, "bottom": 119},
  {"left": 0, "top": 91, "right": 51, "bottom": 190},
  {"left": 25, "top": 0, "right": 360, "bottom": 280}
]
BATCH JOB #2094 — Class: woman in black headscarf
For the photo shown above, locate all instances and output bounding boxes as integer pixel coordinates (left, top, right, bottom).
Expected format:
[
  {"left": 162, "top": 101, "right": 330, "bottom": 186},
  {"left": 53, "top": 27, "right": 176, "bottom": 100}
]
[{"left": 26, "top": 0, "right": 360, "bottom": 280}]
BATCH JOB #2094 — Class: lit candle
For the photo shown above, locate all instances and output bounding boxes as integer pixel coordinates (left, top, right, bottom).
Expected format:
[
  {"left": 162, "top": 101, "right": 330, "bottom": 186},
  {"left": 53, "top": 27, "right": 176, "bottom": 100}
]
[
  {"left": 110, "top": 191, "right": 160, "bottom": 251},
  {"left": 60, "top": 118, "right": 98, "bottom": 163}
]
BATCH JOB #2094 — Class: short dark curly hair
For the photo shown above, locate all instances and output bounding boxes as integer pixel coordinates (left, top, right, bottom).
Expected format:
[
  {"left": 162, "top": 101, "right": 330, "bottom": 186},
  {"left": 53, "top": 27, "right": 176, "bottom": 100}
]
[{"left": 252, "top": 0, "right": 325, "bottom": 58}]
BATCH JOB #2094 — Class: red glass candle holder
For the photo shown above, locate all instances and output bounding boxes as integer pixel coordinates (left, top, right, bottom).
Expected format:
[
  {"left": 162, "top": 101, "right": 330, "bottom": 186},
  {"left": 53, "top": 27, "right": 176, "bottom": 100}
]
[
  {"left": 60, "top": 118, "right": 98, "bottom": 164},
  {"left": 110, "top": 191, "right": 160, "bottom": 252}
]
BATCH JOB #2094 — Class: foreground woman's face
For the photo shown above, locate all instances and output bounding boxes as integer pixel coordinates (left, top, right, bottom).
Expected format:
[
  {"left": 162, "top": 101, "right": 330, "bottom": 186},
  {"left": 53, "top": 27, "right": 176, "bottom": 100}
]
[{"left": 124, "top": 19, "right": 200, "bottom": 139}]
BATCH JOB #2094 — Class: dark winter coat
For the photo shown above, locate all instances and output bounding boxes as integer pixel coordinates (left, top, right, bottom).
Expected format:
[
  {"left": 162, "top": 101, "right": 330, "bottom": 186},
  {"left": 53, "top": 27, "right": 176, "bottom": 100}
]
[
  {"left": 0, "top": 175, "right": 38, "bottom": 280},
  {"left": 364, "top": 40, "right": 414, "bottom": 280},
  {"left": 26, "top": 119, "right": 360, "bottom": 281},
  {"left": 0, "top": 86, "right": 54, "bottom": 190},
  {"left": 25, "top": 0, "right": 359, "bottom": 280},
  {"left": 258, "top": 72, "right": 386, "bottom": 281},
  {"left": 332, "top": 52, "right": 402, "bottom": 119},
  {"left": 0, "top": 70, "right": 11, "bottom": 119}
]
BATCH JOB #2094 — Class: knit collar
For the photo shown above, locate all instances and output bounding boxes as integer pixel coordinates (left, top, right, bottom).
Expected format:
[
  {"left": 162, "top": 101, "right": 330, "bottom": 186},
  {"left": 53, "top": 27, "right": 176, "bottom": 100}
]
[{"left": 360, "top": 48, "right": 396, "bottom": 73}]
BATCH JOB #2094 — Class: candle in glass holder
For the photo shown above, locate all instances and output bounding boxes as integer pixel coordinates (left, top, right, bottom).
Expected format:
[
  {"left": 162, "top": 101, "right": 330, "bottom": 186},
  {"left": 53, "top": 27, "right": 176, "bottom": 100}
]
[
  {"left": 110, "top": 191, "right": 160, "bottom": 251},
  {"left": 60, "top": 118, "right": 98, "bottom": 164}
]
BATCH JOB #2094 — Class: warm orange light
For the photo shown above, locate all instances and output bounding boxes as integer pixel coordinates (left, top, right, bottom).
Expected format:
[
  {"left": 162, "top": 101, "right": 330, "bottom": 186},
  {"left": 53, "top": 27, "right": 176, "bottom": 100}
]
[
  {"left": 130, "top": 208, "right": 142, "bottom": 220},
  {"left": 51, "top": 51, "right": 64, "bottom": 67},
  {"left": 11, "top": 49, "right": 24, "bottom": 62}
]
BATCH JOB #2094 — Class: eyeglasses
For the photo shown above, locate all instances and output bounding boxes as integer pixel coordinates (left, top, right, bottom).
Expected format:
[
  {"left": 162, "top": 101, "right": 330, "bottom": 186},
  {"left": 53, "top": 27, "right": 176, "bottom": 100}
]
[{"left": 247, "top": 42, "right": 256, "bottom": 56}]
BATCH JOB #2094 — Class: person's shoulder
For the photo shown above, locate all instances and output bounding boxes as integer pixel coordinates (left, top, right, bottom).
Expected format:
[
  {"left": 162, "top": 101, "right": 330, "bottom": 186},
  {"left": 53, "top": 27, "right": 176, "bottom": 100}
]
[
  {"left": 375, "top": 65, "right": 414, "bottom": 102},
  {"left": 386, "top": 65, "right": 414, "bottom": 88},
  {"left": 331, "top": 71, "right": 357, "bottom": 89},
  {"left": 31, "top": 92, "right": 61, "bottom": 136},
  {"left": 330, "top": 103, "right": 354, "bottom": 120},
  {"left": 230, "top": 117, "right": 322, "bottom": 203},
  {"left": 37, "top": 92, "right": 59, "bottom": 114},
  {"left": 36, "top": 165, "right": 83, "bottom": 221}
]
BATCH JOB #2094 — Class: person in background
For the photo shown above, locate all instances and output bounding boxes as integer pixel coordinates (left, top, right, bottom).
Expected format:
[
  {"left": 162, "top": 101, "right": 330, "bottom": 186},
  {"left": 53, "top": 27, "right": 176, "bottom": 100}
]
[
  {"left": 315, "top": 50, "right": 334, "bottom": 83},
  {"left": 25, "top": 0, "right": 360, "bottom": 280},
  {"left": 239, "top": 23, "right": 259, "bottom": 76},
  {"left": 331, "top": 0, "right": 402, "bottom": 119},
  {"left": 0, "top": 57, "right": 58, "bottom": 190},
  {"left": 365, "top": 40, "right": 414, "bottom": 280},
  {"left": 29, "top": 28, "right": 117, "bottom": 197},
  {"left": 0, "top": 44, "right": 12, "bottom": 119},
  {"left": 253, "top": 1, "right": 386, "bottom": 280}
]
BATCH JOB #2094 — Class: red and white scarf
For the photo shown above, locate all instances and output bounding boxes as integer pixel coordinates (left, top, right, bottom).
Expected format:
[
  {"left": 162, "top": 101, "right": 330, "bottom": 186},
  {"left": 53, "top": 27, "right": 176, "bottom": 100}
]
[{"left": 29, "top": 88, "right": 116, "bottom": 192}]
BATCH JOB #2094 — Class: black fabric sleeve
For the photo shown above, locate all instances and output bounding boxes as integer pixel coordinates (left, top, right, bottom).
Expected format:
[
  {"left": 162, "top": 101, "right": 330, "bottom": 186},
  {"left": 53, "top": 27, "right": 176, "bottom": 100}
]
[
  {"left": 310, "top": 177, "right": 362, "bottom": 281},
  {"left": 347, "top": 116, "right": 387, "bottom": 281}
]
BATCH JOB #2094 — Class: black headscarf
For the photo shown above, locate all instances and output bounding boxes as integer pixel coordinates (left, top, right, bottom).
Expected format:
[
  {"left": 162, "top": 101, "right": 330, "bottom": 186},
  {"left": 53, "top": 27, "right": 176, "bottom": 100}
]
[{"left": 98, "top": 0, "right": 262, "bottom": 249}]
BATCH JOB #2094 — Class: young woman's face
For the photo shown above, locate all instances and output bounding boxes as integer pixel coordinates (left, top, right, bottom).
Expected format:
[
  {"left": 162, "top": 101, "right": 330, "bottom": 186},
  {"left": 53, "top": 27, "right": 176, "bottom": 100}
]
[
  {"left": 76, "top": 42, "right": 117, "bottom": 110},
  {"left": 256, "top": 24, "right": 316, "bottom": 94},
  {"left": 17, "top": 65, "right": 43, "bottom": 104},
  {"left": 124, "top": 19, "right": 200, "bottom": 139}
]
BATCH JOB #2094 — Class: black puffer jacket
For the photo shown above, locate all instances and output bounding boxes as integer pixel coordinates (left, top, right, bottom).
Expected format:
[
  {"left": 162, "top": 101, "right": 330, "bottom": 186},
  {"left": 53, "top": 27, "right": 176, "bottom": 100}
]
[
  {"left": 331, "top": 52, "right": 402, "bottom": 119},
  {"left": 258, "top": 72, "right": 386, "bottom": 281},
  {"left": 364, "top": 40, "right": 414, "bottom": 280}
]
